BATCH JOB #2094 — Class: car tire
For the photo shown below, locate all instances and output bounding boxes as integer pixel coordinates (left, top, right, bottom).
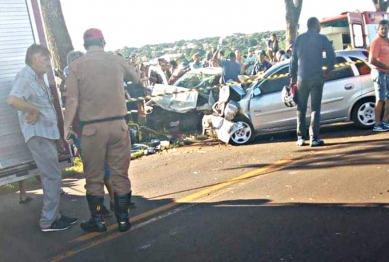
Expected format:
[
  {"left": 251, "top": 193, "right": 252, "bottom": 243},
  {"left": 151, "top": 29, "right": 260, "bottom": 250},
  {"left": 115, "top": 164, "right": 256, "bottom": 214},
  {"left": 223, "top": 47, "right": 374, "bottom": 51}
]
[
  {"left": 352, "top": 98, "right": 375, "bottom": 129},
  {"left": 230, "top": 116, "right": 255, "bottom": 145}
]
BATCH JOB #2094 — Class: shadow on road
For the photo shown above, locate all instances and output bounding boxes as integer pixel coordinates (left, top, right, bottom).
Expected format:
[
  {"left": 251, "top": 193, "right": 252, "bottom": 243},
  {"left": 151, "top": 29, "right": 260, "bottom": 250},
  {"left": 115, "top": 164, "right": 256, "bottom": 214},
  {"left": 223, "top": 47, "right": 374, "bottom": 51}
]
[{"left": 59, "top": 198, "right": 389, "bottom": 262}]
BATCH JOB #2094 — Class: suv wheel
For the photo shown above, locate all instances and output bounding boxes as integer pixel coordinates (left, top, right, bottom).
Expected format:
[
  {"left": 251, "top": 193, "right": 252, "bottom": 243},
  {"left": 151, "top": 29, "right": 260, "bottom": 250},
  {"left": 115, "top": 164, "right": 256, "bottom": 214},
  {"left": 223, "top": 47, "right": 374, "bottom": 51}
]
[{"left": 352, "top": 98, "right": 375, "bottom": 128}]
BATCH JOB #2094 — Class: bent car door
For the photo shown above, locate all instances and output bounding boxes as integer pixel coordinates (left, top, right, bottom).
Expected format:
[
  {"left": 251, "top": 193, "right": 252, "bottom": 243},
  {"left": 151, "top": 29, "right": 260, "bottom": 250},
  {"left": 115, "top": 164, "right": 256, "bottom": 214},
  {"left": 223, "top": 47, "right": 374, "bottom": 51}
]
[{"left": 249, "top": 65, "right": 296, "bottom": 132}]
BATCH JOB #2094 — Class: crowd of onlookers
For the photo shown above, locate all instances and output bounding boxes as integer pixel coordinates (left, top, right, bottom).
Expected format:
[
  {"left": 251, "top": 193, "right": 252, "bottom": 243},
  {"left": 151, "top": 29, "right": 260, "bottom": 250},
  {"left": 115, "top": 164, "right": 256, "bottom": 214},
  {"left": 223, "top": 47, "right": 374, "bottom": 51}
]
[{"left": 118, "top": 33, "right": 293, "bottom": 88}]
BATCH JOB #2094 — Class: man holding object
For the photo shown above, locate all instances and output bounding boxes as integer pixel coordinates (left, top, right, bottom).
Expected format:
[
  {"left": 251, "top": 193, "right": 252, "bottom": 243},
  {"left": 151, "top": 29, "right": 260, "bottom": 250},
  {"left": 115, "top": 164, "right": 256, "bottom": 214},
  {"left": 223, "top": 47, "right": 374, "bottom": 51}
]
[{"left": 290, "top": 17, "right": 335, "bottom": 147}]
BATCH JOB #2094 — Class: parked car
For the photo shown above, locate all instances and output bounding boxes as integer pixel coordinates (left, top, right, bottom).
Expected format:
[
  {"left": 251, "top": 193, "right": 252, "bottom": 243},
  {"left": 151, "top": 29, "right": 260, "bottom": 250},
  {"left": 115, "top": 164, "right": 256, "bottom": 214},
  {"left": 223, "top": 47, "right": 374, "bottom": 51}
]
[{"left": 230, "top": 49, "right": 375, "bottom": 145}]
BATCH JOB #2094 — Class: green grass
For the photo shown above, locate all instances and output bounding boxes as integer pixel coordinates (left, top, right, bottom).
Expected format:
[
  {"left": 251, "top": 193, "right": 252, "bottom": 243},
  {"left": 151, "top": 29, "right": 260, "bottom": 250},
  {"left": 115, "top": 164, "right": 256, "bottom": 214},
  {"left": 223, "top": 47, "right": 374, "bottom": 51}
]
[
  {"left": 61, "top": 149, "right": 150, "bottom": 177},
  {"left": 62, "top": 157, "right": 84, "bottom": 177}
]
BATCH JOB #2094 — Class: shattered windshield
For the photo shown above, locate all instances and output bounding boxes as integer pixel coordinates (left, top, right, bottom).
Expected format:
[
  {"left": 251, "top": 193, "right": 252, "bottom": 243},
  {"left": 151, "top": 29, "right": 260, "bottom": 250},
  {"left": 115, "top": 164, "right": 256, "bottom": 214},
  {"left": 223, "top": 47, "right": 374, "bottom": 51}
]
[{"left": 174, "top": 72, "right": 219, "bottom": 89}]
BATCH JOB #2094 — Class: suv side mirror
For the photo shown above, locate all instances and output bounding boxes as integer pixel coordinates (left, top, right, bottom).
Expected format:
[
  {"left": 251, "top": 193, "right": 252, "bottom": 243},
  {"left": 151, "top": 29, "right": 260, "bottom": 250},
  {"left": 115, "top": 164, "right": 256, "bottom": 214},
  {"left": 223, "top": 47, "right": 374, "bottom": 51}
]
[{"left": 253, "top": 87, "right": 261, "bottom": 97}]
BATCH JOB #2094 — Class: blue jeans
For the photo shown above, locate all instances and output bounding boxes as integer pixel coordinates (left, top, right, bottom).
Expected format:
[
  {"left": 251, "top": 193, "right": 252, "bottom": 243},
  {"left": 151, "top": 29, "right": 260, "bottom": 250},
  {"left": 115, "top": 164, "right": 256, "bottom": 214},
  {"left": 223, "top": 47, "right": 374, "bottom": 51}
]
[
  {"left": 371, "top": 69, "right": 389, "bottom": 102},
  {"left": 296, "top": 79, "right": 324, "bottom": 140}
]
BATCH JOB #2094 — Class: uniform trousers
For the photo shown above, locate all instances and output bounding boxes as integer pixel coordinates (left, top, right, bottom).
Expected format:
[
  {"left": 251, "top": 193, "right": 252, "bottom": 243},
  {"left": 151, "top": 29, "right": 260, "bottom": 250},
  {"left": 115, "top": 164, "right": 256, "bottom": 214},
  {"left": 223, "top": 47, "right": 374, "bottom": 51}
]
[{"left": 80, "top": 119, "right": 131, "bottom": 196}]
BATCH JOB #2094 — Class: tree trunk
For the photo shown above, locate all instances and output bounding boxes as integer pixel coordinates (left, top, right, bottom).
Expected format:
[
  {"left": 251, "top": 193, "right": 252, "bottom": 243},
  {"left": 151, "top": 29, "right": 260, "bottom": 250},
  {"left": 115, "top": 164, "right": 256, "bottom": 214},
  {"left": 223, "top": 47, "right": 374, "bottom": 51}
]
[
  {"left": 372, "top": 0, "right": 389, "bottom": 11},
  {"left": 285, "top": 0, "right": 303, "bottom": 47},
  {"left": 40, "top": 0, "right": 73, "bottom": 71}
]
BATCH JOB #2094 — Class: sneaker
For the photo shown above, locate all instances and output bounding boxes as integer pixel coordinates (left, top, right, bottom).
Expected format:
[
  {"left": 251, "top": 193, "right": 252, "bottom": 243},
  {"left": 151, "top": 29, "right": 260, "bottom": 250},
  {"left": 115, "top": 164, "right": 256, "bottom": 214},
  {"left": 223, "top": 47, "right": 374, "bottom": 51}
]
[
  {"left": 41, "top": 219, "right": 71, "bottom": 232},
  {"left": 296, "top": 137, "right": 305, "bottom": 146},
  {"left": 382, "top": 121, "right": 389, "bottom": 128},
  {"left": 60, "top": 215, "right": 77, "bottom": 225},
  {"left": 373, "top": 122, "right": 389, "bottom": 132},
  {"left": 310, "top": 139, "right": 325, "bottom": 147}
]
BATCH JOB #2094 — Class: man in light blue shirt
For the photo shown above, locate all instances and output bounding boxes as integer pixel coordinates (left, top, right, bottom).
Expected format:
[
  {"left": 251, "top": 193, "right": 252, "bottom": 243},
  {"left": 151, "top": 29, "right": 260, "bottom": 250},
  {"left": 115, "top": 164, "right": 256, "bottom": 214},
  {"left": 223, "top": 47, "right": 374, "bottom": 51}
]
[
  {"left": 244, "top": 47, "right": 257, "bottom": 75},
  {"left": 7, "top": 44, "right": 77, "bottom": 232},
  {"left": 189, "top": 53, "right": 203, "bottom": 70},
  {"left": 290, "top": 17, "right": 335, "bottom": 147}
]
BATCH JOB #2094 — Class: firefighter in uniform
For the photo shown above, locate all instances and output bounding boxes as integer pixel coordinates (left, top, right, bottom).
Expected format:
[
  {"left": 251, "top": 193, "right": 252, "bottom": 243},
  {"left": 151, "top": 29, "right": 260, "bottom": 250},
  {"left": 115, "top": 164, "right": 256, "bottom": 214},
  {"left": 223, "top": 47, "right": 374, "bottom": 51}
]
[{"left": 64, "top": 28, "right": 140, "bottom": 233}]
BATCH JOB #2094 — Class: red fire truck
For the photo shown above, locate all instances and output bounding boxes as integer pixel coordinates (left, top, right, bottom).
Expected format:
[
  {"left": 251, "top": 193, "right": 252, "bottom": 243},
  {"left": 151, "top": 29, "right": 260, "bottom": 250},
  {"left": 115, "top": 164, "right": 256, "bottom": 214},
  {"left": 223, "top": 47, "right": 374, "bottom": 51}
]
[{"left": 321, "top": 11, "right": 389, "bottom": 50}]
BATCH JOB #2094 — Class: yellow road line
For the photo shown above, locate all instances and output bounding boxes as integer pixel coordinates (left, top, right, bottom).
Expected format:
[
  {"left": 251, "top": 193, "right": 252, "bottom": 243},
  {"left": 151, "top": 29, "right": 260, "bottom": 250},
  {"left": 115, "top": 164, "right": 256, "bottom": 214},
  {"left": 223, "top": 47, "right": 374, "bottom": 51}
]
[
  {"left": 50, "top": 157, "right": 293, "bottom": 262},
  {"left": 71, "top": 157, "right": 291, "bottom": 244}
]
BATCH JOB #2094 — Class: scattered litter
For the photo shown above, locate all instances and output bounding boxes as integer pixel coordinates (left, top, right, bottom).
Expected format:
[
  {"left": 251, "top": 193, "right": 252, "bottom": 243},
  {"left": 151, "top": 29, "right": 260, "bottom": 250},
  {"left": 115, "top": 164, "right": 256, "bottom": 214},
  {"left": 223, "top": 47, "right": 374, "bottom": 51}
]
[
  {"left": 193, "top": 171, "right": 199, "bottom": 174},
  {"left": 169, "top": 121, "right": 180, "bottom": 127},
  {"left": 160, "top": 140, "right": 170, "bottom": 147},
  {"left": 140, "top": 244, "right": 152, "bottom": 250}
]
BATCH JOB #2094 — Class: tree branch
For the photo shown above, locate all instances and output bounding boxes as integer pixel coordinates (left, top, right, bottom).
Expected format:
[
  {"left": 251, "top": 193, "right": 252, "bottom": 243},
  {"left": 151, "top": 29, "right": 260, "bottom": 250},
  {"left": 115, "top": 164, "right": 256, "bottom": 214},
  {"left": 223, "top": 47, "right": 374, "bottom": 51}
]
[{"left": 372, "top": 0, "right": 389, "bottom": 11}]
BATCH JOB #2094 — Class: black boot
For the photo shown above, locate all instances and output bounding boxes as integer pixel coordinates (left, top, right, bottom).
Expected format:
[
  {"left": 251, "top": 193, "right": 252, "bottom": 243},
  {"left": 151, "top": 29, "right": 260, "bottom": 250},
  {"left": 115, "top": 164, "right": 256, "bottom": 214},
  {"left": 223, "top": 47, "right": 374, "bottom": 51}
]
[
  {"left": 101, "top": 204, "right": 112, "bottom": 217},
  {"left": 114, "top": 192, "right": 131, "bottom": 232},
  {"left": 80, "top": 195, "right": 107, "bottom": 232}
]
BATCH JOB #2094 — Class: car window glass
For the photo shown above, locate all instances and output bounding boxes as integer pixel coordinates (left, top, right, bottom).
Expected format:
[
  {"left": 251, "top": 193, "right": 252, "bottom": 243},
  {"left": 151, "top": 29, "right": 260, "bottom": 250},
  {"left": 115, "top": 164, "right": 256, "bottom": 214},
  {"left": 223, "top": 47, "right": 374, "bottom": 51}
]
[
  {"left": 259, "top": 66, "right": 289, "bottom": 95},
  {"left": 325, "top": 56, "right": 354, "bottom": 82},
  {"left": 350, "top": 56, "right": 371, "bottom": 75},
  {"left": 174, "top": 72, "right": 218, "bottom": 88}
]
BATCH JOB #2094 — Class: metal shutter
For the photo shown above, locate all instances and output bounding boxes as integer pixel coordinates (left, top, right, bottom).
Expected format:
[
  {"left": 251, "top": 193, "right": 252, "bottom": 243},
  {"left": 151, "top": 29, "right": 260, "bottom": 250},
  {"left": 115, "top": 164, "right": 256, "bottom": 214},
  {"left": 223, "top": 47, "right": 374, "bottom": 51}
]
[{"left": 0, "top": 0, "right": 35, "bottom": 171}]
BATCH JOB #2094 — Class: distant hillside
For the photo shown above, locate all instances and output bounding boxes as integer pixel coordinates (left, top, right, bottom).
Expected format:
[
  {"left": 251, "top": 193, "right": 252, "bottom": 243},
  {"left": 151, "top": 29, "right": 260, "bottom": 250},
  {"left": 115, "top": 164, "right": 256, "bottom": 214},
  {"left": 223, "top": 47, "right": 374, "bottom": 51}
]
[{"left": 116, "top": 30, "right": 286, "bottom": 63}]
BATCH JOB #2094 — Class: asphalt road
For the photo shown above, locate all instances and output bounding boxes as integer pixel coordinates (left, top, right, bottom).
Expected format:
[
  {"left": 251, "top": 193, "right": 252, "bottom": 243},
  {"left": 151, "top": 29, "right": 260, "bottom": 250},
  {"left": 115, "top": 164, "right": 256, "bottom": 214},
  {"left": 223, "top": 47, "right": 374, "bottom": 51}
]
[{"left": 1, "top": 123, "right": 389, "bottom": 262}]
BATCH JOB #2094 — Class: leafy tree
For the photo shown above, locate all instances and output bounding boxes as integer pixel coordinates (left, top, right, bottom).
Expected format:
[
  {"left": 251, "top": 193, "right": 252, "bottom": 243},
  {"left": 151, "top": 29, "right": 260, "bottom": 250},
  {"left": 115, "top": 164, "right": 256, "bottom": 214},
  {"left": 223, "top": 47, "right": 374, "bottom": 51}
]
[
  {"left": 249, "top": 38, "right": 258, "bottom": 47},
  {"left": 284, "top": 0, "right": 303, "bottom": 47},
  {"left": 372, "top": 0, "right": 389, "bottom": 11},
  {"left": 175, "top": 40, "right": 186, "bottom": 47}
]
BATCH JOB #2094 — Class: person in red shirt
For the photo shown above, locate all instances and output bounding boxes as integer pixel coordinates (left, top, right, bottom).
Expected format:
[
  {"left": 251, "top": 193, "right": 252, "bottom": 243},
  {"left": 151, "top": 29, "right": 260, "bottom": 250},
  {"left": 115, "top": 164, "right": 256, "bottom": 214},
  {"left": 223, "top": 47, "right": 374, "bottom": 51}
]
[{"left": 369, "top": 19, "right": 389, "bottom": 132}]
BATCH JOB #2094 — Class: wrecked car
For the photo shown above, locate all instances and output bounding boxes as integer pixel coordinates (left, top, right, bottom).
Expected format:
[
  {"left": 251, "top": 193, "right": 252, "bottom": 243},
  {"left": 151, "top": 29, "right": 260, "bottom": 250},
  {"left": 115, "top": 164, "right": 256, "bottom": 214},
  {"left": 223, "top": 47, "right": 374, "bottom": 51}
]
[
  {"left": 204, "top": 49, "right": 375, "bottom": 145},
  {"left": 144, "top": 67, "right": 245, "bottom": 133}
]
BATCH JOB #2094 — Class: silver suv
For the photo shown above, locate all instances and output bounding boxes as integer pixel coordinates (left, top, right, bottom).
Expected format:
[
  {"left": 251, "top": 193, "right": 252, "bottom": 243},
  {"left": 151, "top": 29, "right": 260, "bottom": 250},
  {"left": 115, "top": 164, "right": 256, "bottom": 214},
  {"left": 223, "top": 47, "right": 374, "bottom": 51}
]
[{"left": 231, "top": 49, "right": 375, "bottom": 145}]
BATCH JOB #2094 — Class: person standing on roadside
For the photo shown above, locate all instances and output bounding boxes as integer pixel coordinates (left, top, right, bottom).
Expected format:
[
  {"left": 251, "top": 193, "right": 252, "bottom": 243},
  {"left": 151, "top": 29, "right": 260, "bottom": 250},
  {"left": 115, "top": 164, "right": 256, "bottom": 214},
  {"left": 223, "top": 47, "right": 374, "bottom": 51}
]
[
  {"left": 7, "top": 44, "right": 77, "bottom": 232},
  {"left": 244, "top": 47, "right": 257, "bottom": 75},
  {"left": 290, "top": 17, "right": 335, "bottom": 147},
  {"left": 64, "top": 28, "right": 140, "bottom": 233},
  {"left": 212, "top": 49, "right": 241, "bottom": 84},
  {"left": 189, "top": 53, "right": 203, "bottom": 70},
  {"left": 267, "top": 33, "right": 279, "bottom": 62},
  {"left": 251, "top": 50, "right": 272, "bottom": 76},
  {"left": 369, "top": 19, "right": 389, "bottom": 132},
  {"left": 235, "top": 49, "right": 245, "bottom": 74}
]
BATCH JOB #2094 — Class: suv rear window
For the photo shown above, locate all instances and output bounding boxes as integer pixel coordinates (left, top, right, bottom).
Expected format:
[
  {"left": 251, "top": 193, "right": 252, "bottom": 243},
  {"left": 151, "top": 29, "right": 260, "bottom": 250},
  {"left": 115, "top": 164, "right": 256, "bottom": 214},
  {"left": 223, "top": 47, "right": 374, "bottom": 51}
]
[
  {"left": 325, "top": 57, "right": 354, "bottom": 82},
  {"left": 350, "top": 56, "right": 371, "bottom": 75}
]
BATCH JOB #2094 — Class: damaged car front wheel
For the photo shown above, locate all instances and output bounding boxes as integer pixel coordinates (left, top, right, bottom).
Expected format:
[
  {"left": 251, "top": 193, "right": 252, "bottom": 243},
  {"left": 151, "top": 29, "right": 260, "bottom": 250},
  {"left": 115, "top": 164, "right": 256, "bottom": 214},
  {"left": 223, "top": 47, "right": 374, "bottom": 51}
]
[{"left": 230, "top": 116, "right": 255, "bottom": 145}]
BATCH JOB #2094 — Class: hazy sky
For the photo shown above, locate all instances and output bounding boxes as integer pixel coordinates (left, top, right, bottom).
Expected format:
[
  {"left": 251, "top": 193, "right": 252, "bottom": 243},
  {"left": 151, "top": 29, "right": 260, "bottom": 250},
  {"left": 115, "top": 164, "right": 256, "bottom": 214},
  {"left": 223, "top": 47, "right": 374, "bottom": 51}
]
[{"left": 61, "top": 0, "right": 375, "bottom": 51}]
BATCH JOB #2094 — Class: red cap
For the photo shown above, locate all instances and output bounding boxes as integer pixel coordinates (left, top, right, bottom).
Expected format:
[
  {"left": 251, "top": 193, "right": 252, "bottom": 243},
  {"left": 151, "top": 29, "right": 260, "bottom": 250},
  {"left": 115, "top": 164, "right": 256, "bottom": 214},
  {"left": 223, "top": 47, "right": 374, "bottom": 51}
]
[{"left": 83, "top": 28, "right": 104, "bottom": 42}]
